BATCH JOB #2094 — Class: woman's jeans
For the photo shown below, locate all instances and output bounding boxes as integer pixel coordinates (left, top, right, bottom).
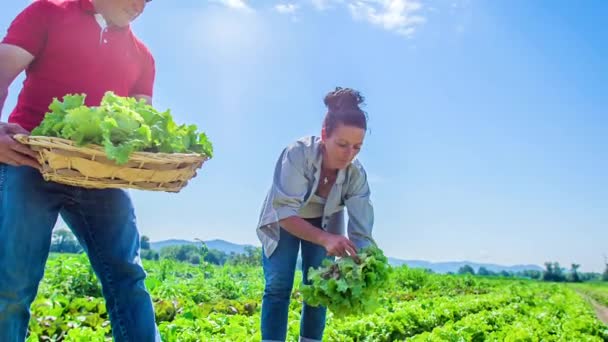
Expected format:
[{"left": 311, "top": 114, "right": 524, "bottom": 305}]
[
  {"left": 0, "top": 164, "right": 160, "bottom": 342},
  {"left": 261, "top": 217, "right": 333, "bottom": 342}
]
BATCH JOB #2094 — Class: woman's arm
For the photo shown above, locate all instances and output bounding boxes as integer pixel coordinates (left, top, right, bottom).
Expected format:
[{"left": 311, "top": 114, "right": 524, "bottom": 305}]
[
  {"left": 280, "top": 216, "right": 357, "bottom": 257},
  {"left": 344, "top": 161, "right": 374, "bottom": 249},
  {"left": 266, "top": 140, "right": 358, "bottom": 257}
]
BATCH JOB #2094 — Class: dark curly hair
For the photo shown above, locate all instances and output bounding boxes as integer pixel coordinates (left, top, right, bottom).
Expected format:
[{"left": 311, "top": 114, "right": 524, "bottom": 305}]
[{"left": 323, "top": 87, "right": 367, "bottom": 136}]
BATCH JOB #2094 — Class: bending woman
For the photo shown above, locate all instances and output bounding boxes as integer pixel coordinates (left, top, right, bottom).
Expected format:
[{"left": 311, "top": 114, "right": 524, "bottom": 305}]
[{"left": 256, "top": 87, "right": 375, "bottom": 342}]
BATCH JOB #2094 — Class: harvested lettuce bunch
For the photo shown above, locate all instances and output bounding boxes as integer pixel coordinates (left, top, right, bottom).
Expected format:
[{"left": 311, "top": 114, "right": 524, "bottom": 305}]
[{"left": 32, "top": 92, "right": 213, "bottom": 164}]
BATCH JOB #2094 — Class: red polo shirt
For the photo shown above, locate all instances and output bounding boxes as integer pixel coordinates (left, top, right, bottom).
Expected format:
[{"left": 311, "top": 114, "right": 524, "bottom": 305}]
[{"left": 1, "top": 0, "right": 155, "bottom": 131}]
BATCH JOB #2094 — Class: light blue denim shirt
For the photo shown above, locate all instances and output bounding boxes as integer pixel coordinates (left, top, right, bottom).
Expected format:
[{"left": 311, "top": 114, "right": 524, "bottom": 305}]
[{"left": 256, "top": 136, "right": 374, "bottom": 258}]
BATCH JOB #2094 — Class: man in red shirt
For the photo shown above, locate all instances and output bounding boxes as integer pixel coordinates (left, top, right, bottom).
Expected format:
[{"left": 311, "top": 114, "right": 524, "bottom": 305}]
[{"left": 0, "top": 1, "right": 160, "bottom": 341}]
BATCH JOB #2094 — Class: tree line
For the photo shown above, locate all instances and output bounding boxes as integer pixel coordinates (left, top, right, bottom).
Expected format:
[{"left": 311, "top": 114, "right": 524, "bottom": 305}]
[
  {"left": 50, "top": 228, "right": 261, "bottom": 267},
  {"left": 454, "top": 261, "right": 607, "bottom": 282},
  {"left": 50, "top": 228, "right": 608, "bottom": 281}
]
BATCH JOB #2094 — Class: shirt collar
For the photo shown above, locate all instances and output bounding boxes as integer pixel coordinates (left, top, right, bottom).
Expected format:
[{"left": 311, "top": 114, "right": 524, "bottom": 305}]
[
  {"left": 313, "top": 136, "right": 346, "bottom": 186},
  {"left": 80, "top": 0, "right": 131, "bottom": 31}
]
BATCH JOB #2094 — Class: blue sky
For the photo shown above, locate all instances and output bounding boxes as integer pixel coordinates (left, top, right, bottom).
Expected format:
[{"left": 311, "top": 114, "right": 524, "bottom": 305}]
[{"left": 1, "top": 0, "right": 606, "bottom": 272}]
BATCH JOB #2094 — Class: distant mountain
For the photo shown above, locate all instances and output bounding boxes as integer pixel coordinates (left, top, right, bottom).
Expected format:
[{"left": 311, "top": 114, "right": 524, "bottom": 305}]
[
  {"left": 150, "top": 239, "right": 254, "bottom": 255},
  {"left": 151, "top": 239, "right": 544, "bottom": 273},
  {"left": 205, "top": 239, "right": 254, "bottom": 255},
  {"left": 387, "top": 257, "right": 544, "bottom": 274},
  {"left": 150, "top": 239, "right": 193, "bottom": 251}
]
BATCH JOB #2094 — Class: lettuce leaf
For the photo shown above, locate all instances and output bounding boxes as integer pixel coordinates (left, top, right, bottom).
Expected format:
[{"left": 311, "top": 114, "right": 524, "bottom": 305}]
[{"left": 31, "top": 92, "right": 213, "bottom": 165}]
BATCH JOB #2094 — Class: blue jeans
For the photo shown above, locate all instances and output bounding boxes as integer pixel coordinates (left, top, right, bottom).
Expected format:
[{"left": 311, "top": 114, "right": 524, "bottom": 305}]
[
  {"left": 261, "top": 217, "right": 333, "bottom": 342},
  {"left": 0, "top": 164, "right": 160, "bottom": 342}
]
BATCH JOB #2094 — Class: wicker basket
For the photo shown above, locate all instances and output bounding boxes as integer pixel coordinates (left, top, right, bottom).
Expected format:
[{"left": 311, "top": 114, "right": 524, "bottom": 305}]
[{"left": 14, "top": 134, "right": 208, "bottom": 193}]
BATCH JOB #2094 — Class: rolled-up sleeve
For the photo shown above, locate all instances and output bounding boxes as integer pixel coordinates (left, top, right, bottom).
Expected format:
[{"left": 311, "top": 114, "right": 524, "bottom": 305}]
[
  {"left": 257, "top": 136, "right": 318, "bottom": 258},
  {"left": 345, "top": 164, "right": 374, "bottom": 249},
  {"left": 270, "top": 144, "right": 309, "bottom": 222}
]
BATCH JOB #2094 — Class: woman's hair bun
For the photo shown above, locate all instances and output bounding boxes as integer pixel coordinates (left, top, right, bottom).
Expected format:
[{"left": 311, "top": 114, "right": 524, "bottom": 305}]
[{"left": 323, "top": 87, "right": 365, "bottom": 113}]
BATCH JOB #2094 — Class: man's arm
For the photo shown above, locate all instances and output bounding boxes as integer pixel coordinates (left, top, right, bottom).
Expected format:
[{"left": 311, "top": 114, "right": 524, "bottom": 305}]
[
  {"left": 0, "top": 43, "right": 34, "bottom": 118},
  {"left": 0, "top": 87, "right": 7, "bottom": 118},
  {"left": 0, "top": 43, "right": 39, "bottom": 168}
]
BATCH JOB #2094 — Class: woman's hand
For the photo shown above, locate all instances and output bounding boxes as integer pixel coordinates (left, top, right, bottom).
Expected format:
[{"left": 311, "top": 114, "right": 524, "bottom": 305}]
[
  {"left": 0, "top": 123, "right": 40, "bottom": 169},
  {"left": 278, "top": 216, "right": 358, "bottom": 257},
  {"left": 321, "top": 233, "right": 357, "bottom": 258}
]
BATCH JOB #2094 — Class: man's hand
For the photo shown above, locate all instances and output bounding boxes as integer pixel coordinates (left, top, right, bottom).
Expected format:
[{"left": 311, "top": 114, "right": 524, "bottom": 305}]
[
  {"left": 321, "top": 234, "right": 358, "bottom": 258},
  {"left": 0, "top": 122, "right": 40, "bottom": 169}
]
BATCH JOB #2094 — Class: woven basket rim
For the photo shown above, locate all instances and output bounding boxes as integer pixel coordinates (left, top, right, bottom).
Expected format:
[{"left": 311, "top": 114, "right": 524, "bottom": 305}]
[
  {"left": 13, "top": 134, "right": 206, "bottom": 192},
  {"left": 14, "top": 134, "right": 209, "bottom": 162}
]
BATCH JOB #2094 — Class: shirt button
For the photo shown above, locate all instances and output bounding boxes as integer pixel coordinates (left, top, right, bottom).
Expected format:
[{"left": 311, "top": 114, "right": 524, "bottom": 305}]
[{"left": 103, "top": 39, "right": 108, "bottom": 43}]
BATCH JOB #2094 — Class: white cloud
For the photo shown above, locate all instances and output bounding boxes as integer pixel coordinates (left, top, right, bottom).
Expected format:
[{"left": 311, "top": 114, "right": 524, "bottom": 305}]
[
  {"left": 348, "top": 0, "right": 426, "bottom": 37},
  {"left": 275, "top": 3, "right": 299, "bottom": 14},
  {"left": 214, "top": 0, "right": 253, "bottom": 11},
  {"left": 310, "top": 0, "right": 343, "bottom": 11},
  {"left": 213, "top": 0, "right": 426, "bottom": 38}
]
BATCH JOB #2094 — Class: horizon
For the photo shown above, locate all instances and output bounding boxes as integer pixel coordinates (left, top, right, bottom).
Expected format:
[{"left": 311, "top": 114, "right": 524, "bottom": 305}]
[
  {"left": 2, "top": 0, "right": 606, "bottom": 273},
  {"left": 145, "top": 237, "right": 583, "bottom": 272}
]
